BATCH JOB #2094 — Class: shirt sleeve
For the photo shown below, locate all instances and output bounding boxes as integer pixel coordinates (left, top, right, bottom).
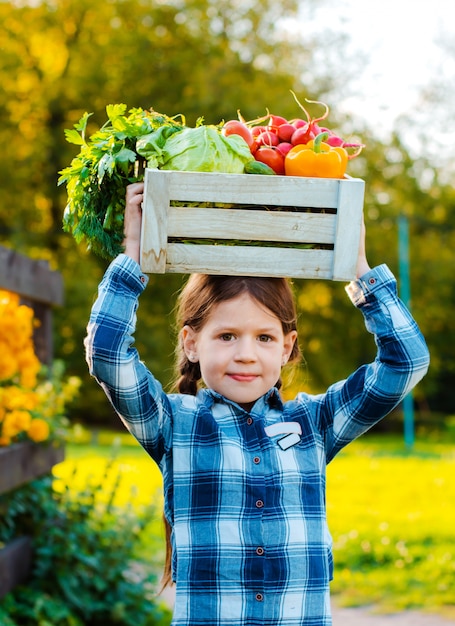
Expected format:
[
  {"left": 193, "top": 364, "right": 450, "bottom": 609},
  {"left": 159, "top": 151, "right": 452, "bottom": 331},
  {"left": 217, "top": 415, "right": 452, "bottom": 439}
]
[
  {"left": 321, "top": 264, "right": 430, "bottom": 462},
  {"left": 84, "top": 254, "right": 172, "bottom": 464}
]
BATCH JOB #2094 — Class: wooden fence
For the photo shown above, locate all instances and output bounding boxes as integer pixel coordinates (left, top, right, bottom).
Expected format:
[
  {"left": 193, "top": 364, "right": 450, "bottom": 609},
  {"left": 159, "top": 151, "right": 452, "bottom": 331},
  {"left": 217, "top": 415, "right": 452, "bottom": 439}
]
[{"left": 0, "top": 245, "right": 64, "bottom": 598}]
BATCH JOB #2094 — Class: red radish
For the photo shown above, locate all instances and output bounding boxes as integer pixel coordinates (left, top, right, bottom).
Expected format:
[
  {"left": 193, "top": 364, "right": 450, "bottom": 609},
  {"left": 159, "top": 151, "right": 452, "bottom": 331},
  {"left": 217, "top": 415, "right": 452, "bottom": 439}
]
[
  {"left": 277, "top": 123, "right": 296, "bottom": 142},
  {"left": 325, "top": 134, "right": 345, "bottom": 147},
  {"left": 276, "top": 142, "right": 293, "bottom": 157},
  {"left": 222, "top": 120, "right": 255, "bottom": 148},
  {"left": 255, "top": 146, "right": 285, "bottom": 175},
  {"left": 291, "top": 124, "right": 315, "bottom": 145},
  {"left": 290, "top": 118, "right": 306, "bottom": 129},
  {"left": 268, "top": 114, "right": 288, "bottom": 127},
  {"left": 251, "top": 125, "right": 268, "bottom": 137},
  {"left": 255, "top": 130, "right": 280, "bottom": 147},
  {"left": 289, "top": 91, "right": 330, "bottom": 143}
]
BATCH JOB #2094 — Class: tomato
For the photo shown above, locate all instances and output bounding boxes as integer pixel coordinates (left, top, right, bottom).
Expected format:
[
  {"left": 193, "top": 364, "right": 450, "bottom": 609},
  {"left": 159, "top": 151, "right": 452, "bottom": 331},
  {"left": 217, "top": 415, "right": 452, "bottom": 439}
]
[
  {"left": 254, "top": 147, "right": 285, "bottom": 175},
  {"left": 222, "top": 120, "right": 254, "bottom": 148}
]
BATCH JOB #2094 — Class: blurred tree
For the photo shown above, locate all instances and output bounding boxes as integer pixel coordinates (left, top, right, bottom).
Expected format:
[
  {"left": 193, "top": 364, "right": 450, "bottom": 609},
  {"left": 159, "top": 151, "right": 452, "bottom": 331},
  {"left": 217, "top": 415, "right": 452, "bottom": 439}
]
[
  {"left": 0, "top": 0, "right": 337, "bottom": 424},
  {"left": 0, "top": 0, "right": 451, "bottom": 425}
]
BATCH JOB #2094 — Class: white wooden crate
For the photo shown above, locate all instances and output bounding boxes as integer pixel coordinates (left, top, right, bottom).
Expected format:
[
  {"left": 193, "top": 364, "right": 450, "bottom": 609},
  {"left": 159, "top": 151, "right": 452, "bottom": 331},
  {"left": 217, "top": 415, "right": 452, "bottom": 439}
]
[{"left": 141, "top": 169, "right": 365, "bottom": 281}]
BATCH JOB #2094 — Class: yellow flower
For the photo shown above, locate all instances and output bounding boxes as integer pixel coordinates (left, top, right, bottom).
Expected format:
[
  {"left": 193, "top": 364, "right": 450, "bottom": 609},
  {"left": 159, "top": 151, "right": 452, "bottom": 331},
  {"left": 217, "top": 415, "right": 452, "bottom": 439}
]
[
  {"left": 27, "top": 418, "right": 50, "bottom": 443},
  {"left": 0, "top": 435, "right": 11, "bottom": 446},
  {"left": 2, "top": 410, "right": 32, "bottom": 439}
]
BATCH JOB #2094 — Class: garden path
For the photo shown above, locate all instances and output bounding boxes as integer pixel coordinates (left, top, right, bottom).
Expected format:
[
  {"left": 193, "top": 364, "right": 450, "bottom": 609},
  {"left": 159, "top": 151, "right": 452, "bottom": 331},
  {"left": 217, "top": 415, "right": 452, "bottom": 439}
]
[
  {"left": 332, "top": 605, "right": 455, "bottom": 625},
  {"left": 159, "top": 587, "right": 455, "bottom": 625}
]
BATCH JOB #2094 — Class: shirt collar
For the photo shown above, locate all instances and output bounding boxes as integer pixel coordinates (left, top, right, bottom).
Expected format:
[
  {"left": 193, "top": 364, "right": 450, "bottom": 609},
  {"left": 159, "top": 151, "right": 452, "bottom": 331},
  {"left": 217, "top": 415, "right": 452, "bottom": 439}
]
[{"left": 200, "top": 387, "right": 283, "bottom": 412}]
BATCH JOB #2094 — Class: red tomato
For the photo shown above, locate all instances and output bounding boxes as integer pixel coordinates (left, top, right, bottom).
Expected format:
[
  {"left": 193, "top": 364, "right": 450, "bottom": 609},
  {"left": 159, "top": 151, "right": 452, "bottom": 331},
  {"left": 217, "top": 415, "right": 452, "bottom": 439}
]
[
  {"left": 222, "top": 120, "right": 254, "bottom": 148},
  {"left": 255, "top": 147, "right": 285, "bottom": 175}
]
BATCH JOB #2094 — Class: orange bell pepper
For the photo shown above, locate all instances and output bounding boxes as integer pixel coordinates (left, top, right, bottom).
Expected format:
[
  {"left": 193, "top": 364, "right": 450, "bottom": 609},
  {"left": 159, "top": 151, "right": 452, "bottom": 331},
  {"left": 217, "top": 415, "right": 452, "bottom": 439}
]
[{"left": 284, "top": 132, "right": 348, "bottom": 178}]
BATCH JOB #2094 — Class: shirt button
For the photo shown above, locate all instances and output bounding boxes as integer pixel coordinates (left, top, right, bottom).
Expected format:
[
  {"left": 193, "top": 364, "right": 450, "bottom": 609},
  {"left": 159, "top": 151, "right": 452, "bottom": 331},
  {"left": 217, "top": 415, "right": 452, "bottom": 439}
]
[
  {"left": 255, "top": 499, "right": 264, "bottom": 508},
  {"left": 255, "top": 593, "right": 264, "bottom": 602},
  {"left": 247, "top": 417, "right": 254, "bottom": 425},
  {"left": 368, "top": 277, "right": 376, "bottom": 285},
  {"left": 253, "top": 456, "right": 261, "bottom": 464},
  {"left": 140, "top": 275, "right": 146, "bottom": 283},
  {"left": 256, "top": 547, "right": 265, "bottom": 556}
]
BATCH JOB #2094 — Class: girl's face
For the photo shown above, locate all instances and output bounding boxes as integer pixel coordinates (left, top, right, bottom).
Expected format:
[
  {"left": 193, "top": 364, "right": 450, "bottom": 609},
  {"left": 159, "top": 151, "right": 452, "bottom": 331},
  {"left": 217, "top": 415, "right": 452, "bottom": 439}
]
[{"left": 182, "top": 293, "right": 297, "bottom": 411}]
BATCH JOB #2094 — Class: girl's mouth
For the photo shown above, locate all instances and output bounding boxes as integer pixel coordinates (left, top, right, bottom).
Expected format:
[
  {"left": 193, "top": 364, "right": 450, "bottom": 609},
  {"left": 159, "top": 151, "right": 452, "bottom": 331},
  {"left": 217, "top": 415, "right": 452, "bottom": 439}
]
[{"left": 229, "top": 374, "right": 258, "bottom": 382}]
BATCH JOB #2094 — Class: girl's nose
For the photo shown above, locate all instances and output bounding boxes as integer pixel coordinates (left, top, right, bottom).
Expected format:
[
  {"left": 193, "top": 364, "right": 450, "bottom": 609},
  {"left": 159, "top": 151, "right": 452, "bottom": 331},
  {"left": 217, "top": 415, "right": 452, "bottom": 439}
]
[{"left": 234, "top": 337, "right": 257, "bottom": 361}]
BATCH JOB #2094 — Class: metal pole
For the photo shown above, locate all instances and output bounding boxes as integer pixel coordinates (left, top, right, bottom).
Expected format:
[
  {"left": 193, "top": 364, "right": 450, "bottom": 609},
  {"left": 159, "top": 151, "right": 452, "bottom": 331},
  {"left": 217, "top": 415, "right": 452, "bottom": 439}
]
[{"left": 398, "top": 215, "right": 414, "bottom": 448}]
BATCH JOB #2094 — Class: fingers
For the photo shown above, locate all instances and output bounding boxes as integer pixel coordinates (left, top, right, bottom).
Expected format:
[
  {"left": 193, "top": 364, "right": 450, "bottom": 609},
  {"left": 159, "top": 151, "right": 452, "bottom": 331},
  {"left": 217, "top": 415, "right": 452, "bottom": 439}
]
[{"left": 126, "top": 182, "right": 144, "bottom": 210}]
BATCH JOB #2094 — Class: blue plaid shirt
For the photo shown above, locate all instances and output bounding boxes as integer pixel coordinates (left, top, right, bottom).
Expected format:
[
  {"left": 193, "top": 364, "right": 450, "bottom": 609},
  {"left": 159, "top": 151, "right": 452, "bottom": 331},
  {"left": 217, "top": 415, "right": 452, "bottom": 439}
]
[{"left": 85, "top": 254, "right": 429, "bottom": 626}]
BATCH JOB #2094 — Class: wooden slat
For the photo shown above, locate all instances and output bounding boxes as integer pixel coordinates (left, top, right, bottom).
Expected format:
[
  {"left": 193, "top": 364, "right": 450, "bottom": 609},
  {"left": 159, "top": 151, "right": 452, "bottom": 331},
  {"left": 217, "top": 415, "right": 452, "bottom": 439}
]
[
  {"left": 167, "top": 207, "right": 337, "bottom": 244},
  {"left": 145, "top": 169, "right": 343, "bottom": 207},
  {"left": 165, "top": 244, "right": 333, "bottom": 279},
  {"left": 0, "top": 537, "right": 33, "bottom": 598},
  {"left": 331, "top": 178, "right": 365, "bottom": 281},
  {"left": 0, "top": 246, "right": 64, "bottom": 306},
  {"left": 0, "top": 442, "right": 65, "bottom": 495},
  {"left": 141, "top": 171, "right": 169, "bottom": 273}
]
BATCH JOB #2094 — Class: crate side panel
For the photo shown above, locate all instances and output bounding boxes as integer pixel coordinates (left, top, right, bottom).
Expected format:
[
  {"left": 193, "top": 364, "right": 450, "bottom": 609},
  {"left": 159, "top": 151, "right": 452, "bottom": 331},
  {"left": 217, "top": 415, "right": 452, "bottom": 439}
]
[
  {"left": 167, "top": 207, "right": 337, "bottom": 244},
  {"left": 331, "top": 178, "right": 365, "bottom": 281},
  {"left": 165, "top": 243, "right": 333, "bottom": 279},
  {"left": 148, "top": 169, "right": 342, "bottom": 208},
  {"left": 141, "top": 171, "right": 170, "bottom": 273}
]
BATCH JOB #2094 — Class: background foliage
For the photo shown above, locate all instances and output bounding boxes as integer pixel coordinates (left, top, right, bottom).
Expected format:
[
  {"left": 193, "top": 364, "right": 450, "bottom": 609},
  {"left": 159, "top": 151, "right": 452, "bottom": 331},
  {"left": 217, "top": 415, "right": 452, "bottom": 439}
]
[
  {"left": 0, "top": 459, "right": 171, "bottom": 625},
  {"left": 0, "top": 0, "right": 454, "bottom": 428}
]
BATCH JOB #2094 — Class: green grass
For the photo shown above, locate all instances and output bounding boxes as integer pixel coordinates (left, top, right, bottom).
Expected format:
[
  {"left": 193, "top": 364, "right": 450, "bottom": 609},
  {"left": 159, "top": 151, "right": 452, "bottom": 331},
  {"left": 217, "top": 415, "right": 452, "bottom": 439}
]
[
  {"left": 59, "top": 429, "right": 455, "bottom": 617},
  {"left": 327, "top": 434, "right": 455, "bottom": 617}
]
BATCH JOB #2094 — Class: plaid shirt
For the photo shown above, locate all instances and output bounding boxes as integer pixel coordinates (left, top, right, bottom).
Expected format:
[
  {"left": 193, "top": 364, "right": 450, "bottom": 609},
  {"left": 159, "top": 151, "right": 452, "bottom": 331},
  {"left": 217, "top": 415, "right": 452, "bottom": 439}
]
[{"left": 85, "top": 255, "right": 429, "bottom": 626}]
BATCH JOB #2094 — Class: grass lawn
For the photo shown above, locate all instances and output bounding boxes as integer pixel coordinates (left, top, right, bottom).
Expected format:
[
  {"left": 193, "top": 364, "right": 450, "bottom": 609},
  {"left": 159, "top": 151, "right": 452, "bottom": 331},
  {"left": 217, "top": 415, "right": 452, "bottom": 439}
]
[
  {"left": 326, "top": 434, "right": 455, "bottom": 617},
  {"left": 59, "top": 429, "right": 455, "bottom": 617}
]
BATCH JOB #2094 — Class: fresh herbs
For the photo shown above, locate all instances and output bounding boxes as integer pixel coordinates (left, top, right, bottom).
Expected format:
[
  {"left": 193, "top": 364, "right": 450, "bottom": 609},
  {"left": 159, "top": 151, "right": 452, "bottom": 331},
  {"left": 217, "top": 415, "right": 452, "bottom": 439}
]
[{"left": 58, "top": 105, "right": 185, "bottom": 260}]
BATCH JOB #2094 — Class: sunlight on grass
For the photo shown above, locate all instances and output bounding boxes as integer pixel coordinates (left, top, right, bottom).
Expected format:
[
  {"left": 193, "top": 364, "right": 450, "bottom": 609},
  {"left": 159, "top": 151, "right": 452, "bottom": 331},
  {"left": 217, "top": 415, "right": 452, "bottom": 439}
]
[
  {"left": 55, "top": 432, "right": 166, "bottom": 567},
  {"left": 327, "top": 436, "right": 455, "bottom": 615}
]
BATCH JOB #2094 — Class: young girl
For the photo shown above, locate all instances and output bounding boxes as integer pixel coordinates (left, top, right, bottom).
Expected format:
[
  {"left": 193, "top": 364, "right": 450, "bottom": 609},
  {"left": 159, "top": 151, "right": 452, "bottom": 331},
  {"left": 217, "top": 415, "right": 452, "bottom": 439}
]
[{"left": 85, "top": 182, "right": 429, "bottom": 626}]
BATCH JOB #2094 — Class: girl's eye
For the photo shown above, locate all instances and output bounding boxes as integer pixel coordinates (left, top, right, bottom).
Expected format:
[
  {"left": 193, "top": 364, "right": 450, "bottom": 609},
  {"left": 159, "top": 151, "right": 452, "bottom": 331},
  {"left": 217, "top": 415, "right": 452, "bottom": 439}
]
[
  {"left": 258, "top": 334, "right": 272, "bottom": 343},
  {"left": 220, "top": 333, "right": 235, "bottom": 341}
]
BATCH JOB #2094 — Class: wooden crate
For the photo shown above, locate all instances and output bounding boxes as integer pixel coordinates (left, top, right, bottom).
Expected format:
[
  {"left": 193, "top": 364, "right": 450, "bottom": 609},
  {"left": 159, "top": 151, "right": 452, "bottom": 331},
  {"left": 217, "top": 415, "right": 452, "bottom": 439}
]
[{"left": 141, "top": 169, "right": 365, "bottom": 281}]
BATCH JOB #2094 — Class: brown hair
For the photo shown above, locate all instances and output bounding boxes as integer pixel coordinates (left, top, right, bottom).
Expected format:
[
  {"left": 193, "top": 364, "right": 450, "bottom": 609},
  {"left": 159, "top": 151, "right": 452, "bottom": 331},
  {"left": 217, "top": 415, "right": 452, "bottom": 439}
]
[{"left": 161, "top": 274, "right": 301, "bottom": 590}]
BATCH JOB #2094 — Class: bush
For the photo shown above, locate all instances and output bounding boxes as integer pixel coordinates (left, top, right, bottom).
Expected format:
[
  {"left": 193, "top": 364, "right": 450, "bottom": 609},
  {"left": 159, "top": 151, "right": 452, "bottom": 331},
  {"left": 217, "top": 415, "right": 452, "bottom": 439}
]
[{"left": 0, "top": 461, "right": 171, "bottom": 626}]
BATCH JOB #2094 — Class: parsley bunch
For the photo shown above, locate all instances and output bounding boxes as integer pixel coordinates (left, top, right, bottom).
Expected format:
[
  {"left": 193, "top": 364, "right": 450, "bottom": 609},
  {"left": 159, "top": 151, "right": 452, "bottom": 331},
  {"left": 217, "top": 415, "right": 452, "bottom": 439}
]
[{"left": 59, "top": 104, "right": 184, "bottom": 260}]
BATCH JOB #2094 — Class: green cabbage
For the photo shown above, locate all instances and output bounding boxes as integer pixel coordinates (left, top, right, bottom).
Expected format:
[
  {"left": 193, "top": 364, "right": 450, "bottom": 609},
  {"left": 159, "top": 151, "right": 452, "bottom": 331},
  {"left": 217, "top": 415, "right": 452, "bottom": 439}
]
[{"left": 137, "top": 125, "right": 253, "bottom": 173}]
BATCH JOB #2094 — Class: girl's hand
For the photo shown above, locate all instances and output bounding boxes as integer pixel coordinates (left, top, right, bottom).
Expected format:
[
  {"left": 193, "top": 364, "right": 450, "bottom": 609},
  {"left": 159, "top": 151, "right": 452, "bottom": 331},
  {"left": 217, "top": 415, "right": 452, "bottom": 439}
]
[
  {"left": 356, "top": 216, "right": 371, "bottom": 278},
  {"left": 122, "top": 182, "right": 144, "bottom": 263}
]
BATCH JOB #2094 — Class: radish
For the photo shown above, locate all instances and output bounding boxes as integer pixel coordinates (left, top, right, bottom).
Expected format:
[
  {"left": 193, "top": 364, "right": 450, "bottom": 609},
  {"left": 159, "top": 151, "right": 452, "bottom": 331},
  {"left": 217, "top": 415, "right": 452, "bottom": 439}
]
[
  {"left": 255, "top": 130, "right": 280, "bottom": 147},
  {"left": 276, "top": 142, "right": 293, "bottom": 156},
  {"left": 277, "top": 123, "right": 296, "bottom": 142}
]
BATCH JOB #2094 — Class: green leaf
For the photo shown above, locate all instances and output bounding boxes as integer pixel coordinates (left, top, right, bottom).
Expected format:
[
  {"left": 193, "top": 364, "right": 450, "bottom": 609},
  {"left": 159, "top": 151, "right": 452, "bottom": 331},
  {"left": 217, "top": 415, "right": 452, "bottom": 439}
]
[
  {"left": 64, "top": 129, "right": 85, "bottom": 145},
  {"left": 106, "top": 103, "right": 128, "bottom": 122},
  {"left": 74, "top": 111, "right": 93, "bottom": 135}
]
